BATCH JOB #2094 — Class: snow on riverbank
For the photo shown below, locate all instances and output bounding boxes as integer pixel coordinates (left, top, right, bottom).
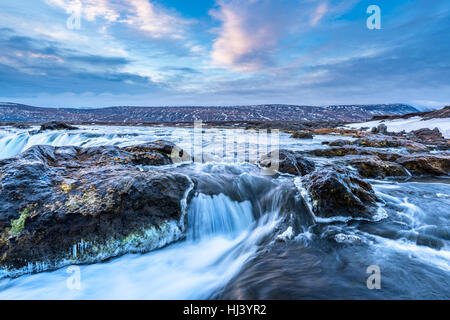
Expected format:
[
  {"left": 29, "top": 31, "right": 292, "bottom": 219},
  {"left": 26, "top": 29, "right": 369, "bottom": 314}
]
[{"left": 345, "top": 116, "right": 450, "bottom": 138}]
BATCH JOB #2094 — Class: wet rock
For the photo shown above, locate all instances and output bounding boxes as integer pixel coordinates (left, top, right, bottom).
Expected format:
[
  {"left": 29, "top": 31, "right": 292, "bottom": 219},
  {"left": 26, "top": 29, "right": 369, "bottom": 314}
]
[
  {"left": 307, "top": 146, "right": 403, "bottom": 161},
  {"left": 39, "top": 121, "right": 78, "bottom": 132},
  {"left": 12, "top": 123, "right": 31, "bottom": 129},
  {"left": 344, "top": 156, "right": 409, "bottom": 179},
  {"left": 355, "top": 136, "right": 426, "bottom": 150},
  {"left": 260, "top": 150, "right": 315, "bottom": 176},
  {"left": 395, "top": 154, "right": 450, "bottom": 176},
  {"left": 354, "top": 136, "right": 429, "bottom": 153},
  {"left": 325, "top": 139, "right": 352, "bottom": 147},
  {"left": 290, "top": 131, "right": 313, "bottom": 139},
  {"left": 302, "top": 165, "right": 380, "bottom": 219},
  {"left": 0, "top": 141, "right": 193, "bottom": 275}
]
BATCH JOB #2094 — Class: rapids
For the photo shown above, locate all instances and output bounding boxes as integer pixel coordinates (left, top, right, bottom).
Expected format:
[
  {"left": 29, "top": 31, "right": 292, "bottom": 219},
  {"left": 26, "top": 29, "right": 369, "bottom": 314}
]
[{"left": 0, "top": 125, "right": 448, "bottom": 299}]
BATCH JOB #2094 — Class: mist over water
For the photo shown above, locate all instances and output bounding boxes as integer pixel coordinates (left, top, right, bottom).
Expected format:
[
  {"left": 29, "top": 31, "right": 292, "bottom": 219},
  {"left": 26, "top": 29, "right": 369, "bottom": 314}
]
[{"left": 0, "top": 125, "right": 448, "bottom": 299}]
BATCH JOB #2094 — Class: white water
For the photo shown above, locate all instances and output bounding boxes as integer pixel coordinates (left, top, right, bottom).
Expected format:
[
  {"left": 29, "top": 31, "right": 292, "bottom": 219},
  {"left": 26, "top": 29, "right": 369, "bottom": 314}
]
[
  {"left": 0, "top": 125, "right": 353, "bottom": 161},
  {"left": 0, "top": 192, "right": 281, "bottom": 299},
  {"left": 1, "top": 125, "right": 449, "bottom": 299}
]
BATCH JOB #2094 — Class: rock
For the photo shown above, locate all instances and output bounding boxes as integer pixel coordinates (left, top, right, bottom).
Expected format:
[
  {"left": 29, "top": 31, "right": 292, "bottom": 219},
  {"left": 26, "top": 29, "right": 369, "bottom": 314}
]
[
  {"left": 322, "top": 139, "right": 352, "bottom": 147},
  {"left": 370, "top": 124, "right": 387, "bottom": 134},
  {"left": 311, "top": 128, "right": 364, "bottom": 136},
  {"left": 354, "top": 136, "right": 428, "bottom": 152},
  {"left": 344, "top": 156, "right": 409, "bottom": 178},
  {"left": 260, "top": 150, "right": 315, "bottom": 176},
  {"left": 12, "top": 123, "right": 31, "bottom": 129},
  {"left": 0, "top": 141, "right": 193, "bottom": 275},
  {"left": 411, "top": 127, "right": 444, "bottom": 140},
  {"left": 307, "top": 146, "right": 403, "bottom": 161},
  {"left": 290, "top": 131, "right": 313, "bottom": 139},
  {"left": 396, "top": 154, "right": 450, "bottom": 176},
  {"left": 302, "top": 165, "right": 380, "bottom": 219},
  {"left": 377, "top": 124, "right": 388, "bottom": 135},
  {"left": 39, "top": 121, "right": 78, "bottom": 132}
]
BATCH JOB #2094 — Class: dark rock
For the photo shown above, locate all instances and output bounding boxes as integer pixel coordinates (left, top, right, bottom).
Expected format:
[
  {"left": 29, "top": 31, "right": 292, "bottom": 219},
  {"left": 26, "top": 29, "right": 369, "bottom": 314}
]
[
  {"left": 344, "top": 156, "right": 409, "bottom": 178},
  {"left": 302, "top": 165, "right": 380, "bottom": 219},
  {"left": 377, "top": 124, "right": 388, "bottom": 135},
  {"left": 396, "top": 154, "right": 450, "bottom": 176},
  {"left": 290, "top": 131, "right": 313, "bottom": 139},
  {"left": 12, "top": 123, "right": 31, "bottom": 129},
  {"left": 323, "top": 139, "right": 352, "bottom": 147},
  {"left": 307, "top": 146, "right": 403, "bottom": 161},
  {"left": 0, "top": 141, "right": 193, "bottom": 275},
  {"left": 39, "top": 121, "right": 78, "bottom": 132},
  {"left": 370, "top": 124, "right": 388, "bottom": 134},
  {"left": 260, "top": 150, "right": 315, "bottom": 176},
  {"left": 354, "top": 136, "right": 428, "bottom": 152},
  {"left": 411, "top": 127, "right": 444, "bottom": 140}
]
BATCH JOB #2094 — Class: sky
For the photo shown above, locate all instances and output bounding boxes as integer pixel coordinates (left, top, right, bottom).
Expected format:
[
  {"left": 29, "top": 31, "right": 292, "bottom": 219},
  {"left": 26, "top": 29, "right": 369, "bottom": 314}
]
[{"left": 0, "top": 0, "right": 449, "bottom": 108}]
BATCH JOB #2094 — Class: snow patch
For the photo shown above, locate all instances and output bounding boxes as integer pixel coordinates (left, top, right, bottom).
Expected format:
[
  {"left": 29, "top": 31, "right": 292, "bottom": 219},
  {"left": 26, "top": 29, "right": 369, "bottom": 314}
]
[{"left": 345, "top": 116, "right": 450, "bottom": 138}]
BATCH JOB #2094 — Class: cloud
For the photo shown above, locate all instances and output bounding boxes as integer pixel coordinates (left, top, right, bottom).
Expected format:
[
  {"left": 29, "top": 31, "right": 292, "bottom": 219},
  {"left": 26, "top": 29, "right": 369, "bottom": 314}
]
[
  {"left": 310, "top": 2, "right": 328, "bottom": 26},
  {"left": 210, "top": 0, "right": 331, "bottom": 73},
  {"left": 0, "top": 29, "right": 156, "bottom": 96},
  {"left": 121, "top": 0, "right": 190, "bottom": 38},
  {"left": 210, "top": 0, "right": 285, "bottom": 72},
  {"left": 45, "top": 0, "right": 189, "bottom": 38},
  {"left": 45, "top": 0, "right": 120, "bottom": 22}
]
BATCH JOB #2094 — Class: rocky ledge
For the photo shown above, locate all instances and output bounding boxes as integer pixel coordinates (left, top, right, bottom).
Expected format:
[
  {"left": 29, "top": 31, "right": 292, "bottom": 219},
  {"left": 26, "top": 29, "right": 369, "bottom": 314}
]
[
  {"left": 309, "top": 131, "right": 449, "bottom": 179},
  {"left": 0, "top": 140, "right": 193, "bottom": 276}
]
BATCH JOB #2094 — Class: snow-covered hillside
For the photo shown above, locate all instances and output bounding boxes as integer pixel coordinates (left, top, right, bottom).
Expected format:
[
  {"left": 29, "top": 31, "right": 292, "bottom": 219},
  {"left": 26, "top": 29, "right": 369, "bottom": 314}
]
[{"left": 346, "top": 116, "right": 450, "bottom": 138}]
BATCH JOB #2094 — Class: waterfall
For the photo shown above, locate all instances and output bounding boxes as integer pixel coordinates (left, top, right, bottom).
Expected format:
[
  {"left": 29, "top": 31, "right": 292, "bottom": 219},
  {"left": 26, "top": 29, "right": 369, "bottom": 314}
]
[
  {"left": 0, "top": 190, "right": 282, "bottom": 299},
  {"left": 187, "top": 193, "right": 254, "bottom": 241}
]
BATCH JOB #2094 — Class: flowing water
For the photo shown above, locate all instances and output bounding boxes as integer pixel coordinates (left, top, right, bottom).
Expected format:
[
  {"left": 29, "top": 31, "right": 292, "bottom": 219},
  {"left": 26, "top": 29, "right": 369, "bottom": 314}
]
[{"left": 0, "top": 125, "right": 448, "bottom": 299}]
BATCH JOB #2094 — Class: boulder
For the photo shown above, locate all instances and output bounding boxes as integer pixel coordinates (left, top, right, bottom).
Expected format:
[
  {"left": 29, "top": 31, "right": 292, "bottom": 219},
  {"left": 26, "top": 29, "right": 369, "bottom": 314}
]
[
  {"left": 0, "top": 140, "right": 193, "bottom": 275},
  {"left": 411, "top": 127, "right": 444, "bottom": 140},
  {"left": 260, "top": 150, "right": 315, "bottom": 176},
  {"left": 307, "top": 146, "right": 403, "bottom": 161},
  {"left": 344, "top": 156, "right": 409, "bottom": 179},
  {"left": 371, "top": 124, "right": 388, "bottom": 135},
  {"left": 323, "top": 139, "right": 352, "bottom": 147},
  {"left": 302, "top": 165, "right": 380, "bottom": 219},
  {"left": 39, "top": 121, "right": 78, "bottom": 132},
  {"left": 290, "top": 131, "right": 313, "bottom": 139},
  {"left": 395, "top": 154, "right": 450, "bottom": 176},
  {"left": 354, "top": 136, "right": 428, "bottom": 152}
]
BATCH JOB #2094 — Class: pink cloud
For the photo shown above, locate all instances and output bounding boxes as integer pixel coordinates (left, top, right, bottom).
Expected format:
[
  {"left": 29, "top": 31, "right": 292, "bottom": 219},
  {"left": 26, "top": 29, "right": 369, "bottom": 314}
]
[
  {"left": 311, "top": 2, "right": 328, "bottom": 26},
  {"left": 210, "top": 0, "right": 286, "bottom": 73}
]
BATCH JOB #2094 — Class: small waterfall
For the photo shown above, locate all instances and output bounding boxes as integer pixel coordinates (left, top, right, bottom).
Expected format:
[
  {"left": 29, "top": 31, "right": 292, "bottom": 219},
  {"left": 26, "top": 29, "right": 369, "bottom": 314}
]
[
  {"left": 187, "top": 193, "right": 254, "bottom": 241},
  {"left": 0, "top": 127, "right": 154, "bottom": 160}
]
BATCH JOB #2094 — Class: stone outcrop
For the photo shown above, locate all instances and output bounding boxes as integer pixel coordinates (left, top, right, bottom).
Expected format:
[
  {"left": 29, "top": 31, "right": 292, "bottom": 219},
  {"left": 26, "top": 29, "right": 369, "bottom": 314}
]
[
  {"left": 302, "top": 165, "right": 380, "bottom": 219},
  {"left": 0, "top": 140, "right": 193, "bottom": 276},
  {"left": 260, "top": 150, "right": 315, "bottom": 176},
  {"left": 39, "top": 121, "right": 79, "bottom": 132}
]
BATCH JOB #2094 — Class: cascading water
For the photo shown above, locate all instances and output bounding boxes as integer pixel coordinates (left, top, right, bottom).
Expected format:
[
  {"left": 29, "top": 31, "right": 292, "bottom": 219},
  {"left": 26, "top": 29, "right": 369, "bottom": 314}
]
[
  {"left": 187, "top": 193, "right": 254, "bottom": 241},
  {"left": 0, "top": 125, "right": 449, "bottom": 299},
  {"left": 0, "top": 170, "right": 286, "bottom": 299}
]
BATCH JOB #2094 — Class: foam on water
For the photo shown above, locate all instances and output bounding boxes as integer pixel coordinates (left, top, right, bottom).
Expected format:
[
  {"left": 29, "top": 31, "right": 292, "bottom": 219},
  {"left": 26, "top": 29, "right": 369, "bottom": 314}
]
[{"left": 0, "top": 191, "right": 282, "bottom": 299}]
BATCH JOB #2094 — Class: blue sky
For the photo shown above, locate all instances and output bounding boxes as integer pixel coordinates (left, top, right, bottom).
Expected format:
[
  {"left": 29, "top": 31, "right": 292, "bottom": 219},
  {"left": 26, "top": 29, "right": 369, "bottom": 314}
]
[{"left": 0, "top": 0, "right": 449, "bottom": 108}]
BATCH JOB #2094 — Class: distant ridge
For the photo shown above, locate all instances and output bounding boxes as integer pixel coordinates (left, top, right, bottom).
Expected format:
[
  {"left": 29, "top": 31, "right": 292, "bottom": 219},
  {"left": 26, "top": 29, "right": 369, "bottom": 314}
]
[
  {"left": 0, "top": 102, "right": 420, "bottom": 123},
  {"left": 370, "top": 106, "right": 450, "bottom": 121}
]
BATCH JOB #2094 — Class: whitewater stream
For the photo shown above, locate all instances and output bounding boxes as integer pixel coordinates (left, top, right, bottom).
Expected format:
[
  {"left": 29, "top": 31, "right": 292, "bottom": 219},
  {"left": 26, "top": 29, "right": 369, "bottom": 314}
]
[{"left": 0, "top": 125, "right": 449, "bottom": 299}]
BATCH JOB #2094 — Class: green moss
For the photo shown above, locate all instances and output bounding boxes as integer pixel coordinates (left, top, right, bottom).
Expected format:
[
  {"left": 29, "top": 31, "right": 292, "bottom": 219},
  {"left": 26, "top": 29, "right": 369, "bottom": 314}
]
[{"left": 9, "top": 208, "right": 30, "bottom": 235}]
